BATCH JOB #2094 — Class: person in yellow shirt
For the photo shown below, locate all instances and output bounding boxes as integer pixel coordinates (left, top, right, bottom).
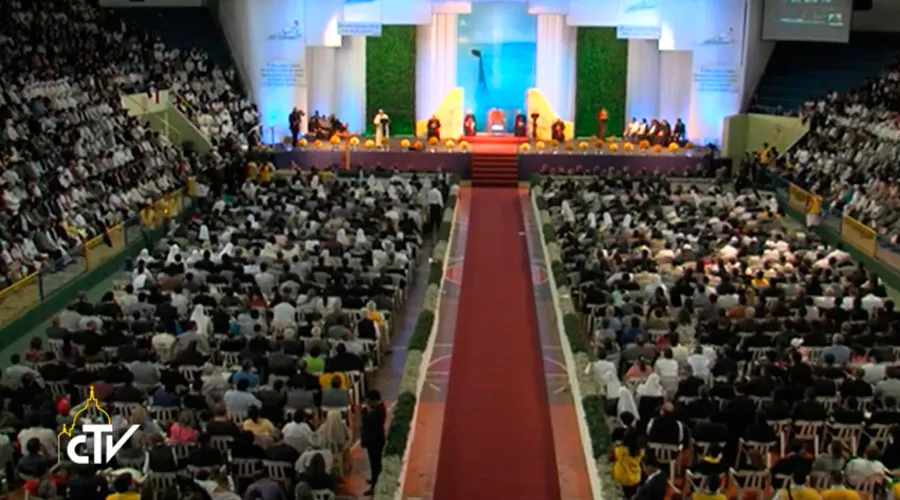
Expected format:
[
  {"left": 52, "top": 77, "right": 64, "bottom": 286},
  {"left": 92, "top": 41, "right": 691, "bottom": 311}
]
[
  {"left": 246, "top": 161, "right": 259, "bottom": 181},
  {"left": 821, "top": 472, "right": 861, "bottom": 500},
  {"left": 692, "top": 475, "right": 727, "bottom": 500},
  {"left": 259, "top": 162, "right": 274, "bottom": 184},
  {"left": 241, "top": 406, "right": 276, "bottom": 440},
  {"left": 366, "top": 301, "right": 385, "bottom": 331},
  {"left": 611, "top": 431, "right": 644, "bottom": 497},
  {"left": 774, "top": 472, "right": 823, "bottom": 500},
  {"left": 106, "top": 473, "right": 141, "bottom": 500},
  {"left": 751, "top": 271, "right": 770, "bottom": 289}
]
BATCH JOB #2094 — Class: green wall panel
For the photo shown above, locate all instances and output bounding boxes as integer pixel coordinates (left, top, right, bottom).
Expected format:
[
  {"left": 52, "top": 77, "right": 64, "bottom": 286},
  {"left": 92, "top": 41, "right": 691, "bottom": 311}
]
[
  {"left": 366, "top": 26, "right": 417, "bottom": 136},
  {"left": 574, "top": 28, "right": 628, "bottom": 139}
]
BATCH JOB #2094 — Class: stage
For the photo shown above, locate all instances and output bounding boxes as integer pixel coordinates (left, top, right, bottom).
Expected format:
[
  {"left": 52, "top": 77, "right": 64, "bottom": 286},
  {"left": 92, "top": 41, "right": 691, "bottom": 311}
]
[{"left": 256, "top": 135, "right": 707, "bottom": 180}]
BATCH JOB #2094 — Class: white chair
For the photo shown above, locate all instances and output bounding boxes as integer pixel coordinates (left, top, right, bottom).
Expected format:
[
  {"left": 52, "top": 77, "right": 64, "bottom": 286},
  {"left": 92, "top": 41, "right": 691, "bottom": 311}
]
[
  {"left": 309, "top": 489, "right": 335, "bottom": 500},
  {"left": 729, "top": 468, "right": 769, "bottom": 500},
  {"left": 263, "top": 460, "right": 294, "bottom": 483},
  {"left": 149, "top": 406, "right": 179, "bottom": 427},
  {"left": 210, "top": 436, "right": 234, "bottom": 455},
  {"left": 827, "top": 422, "right": 863, "bottom": 456},
  {"left": 231, "top": 458, "right": 260, "bottom": 480},
  {"left": 793, "top": 420, "right": 826, "bottom": 456}
]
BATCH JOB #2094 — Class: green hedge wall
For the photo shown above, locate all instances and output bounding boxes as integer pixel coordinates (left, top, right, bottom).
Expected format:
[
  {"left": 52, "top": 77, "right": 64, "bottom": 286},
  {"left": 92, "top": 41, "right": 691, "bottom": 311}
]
[
  {"left": 574, "top": 28, "right": 628, "bottom": 139},
  {"left": 366, "top": 26, "right": 417, "bottom": 136}
]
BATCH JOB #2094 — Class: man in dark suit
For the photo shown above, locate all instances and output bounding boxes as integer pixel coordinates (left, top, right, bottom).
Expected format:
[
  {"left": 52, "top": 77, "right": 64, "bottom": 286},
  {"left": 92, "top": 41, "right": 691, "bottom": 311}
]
[
  {"left": 361, "top": 390, "right": 387, "bottom": 496},
  {"left": 635, "top": 454, "right": 668, "bottom": 500}
]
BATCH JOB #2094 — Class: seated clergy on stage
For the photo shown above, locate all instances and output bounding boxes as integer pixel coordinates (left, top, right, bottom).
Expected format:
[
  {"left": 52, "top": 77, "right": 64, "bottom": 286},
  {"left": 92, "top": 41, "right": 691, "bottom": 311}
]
[
  {"left": 551, "top": 118, "right": 565, "bottom": 142},
  {"left": 647, "top": 119, "right": 662, "bottom": 144},
  {"left": 624, "top": 117, "right": 639, "bottom": 141},
  {"left": 463, "top": 111, "right": 476, "bottom": 137},
  {"left": 373, "top": 109, "right": 390, "bottom": 145},
  {"left": 597, "top": 108, "right": 608, "bottom": 139},
  {"left": 637, "top": 118, "right": 649, "bottom": 139},
  {"left": 514, "top": 110, "right": 527, "bottom": 137},
  {"left": 427, "top": 115, "right": 441, "bottom": 140}
]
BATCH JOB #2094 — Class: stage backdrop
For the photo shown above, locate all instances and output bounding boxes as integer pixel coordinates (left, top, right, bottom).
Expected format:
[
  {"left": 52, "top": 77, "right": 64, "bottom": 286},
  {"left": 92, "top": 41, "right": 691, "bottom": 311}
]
[
  {"left": 574, "top": 27, "right": 627, "bottom": 138},
  {"left": 366, "top": 25, "right": 417, "bottom": 135},
  {"left": 456, "top": 2, "right": 537, "bottom": 133}
]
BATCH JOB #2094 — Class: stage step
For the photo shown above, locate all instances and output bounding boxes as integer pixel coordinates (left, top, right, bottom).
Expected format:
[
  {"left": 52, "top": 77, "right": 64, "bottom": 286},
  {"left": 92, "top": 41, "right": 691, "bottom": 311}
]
[{"left": 471, "top": 152, "right": 518, "bottom": 187}]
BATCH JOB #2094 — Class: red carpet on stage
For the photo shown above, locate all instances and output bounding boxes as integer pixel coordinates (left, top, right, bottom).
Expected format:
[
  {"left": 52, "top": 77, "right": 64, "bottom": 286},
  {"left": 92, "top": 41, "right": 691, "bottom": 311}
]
[
  {"left": 432, "top": 188, "right": 561, "bottom": 500},
  {"left": 458, "top": 133, "right": 529, "bottom": 146}
]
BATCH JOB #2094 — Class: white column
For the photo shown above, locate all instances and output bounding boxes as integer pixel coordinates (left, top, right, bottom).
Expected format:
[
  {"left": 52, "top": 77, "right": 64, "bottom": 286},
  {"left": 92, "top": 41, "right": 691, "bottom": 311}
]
[
  {"left": 535, "top": 13, "right": 576, "bottom": 119},
  {"left": 307, "top": 47, "right": 338, "bottom": 117},
  {"left": 416, "top": 13, "right": 459, "bottom": 122},
  {"left": 625, "top": 39, "right": 661, "bottom": 121},
  {"left": 335, "top": 36, "right": 367, "bottom": 133},
  {"left": 658, "top": 51, "right": 693, "bottom": 124}
]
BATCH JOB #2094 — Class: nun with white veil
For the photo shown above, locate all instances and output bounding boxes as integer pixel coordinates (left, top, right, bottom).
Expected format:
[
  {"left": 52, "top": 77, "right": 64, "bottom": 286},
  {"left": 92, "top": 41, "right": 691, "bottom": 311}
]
[
  {"left": 190, "top": 305, "right": 211, "bottom": 336},
  {"left": 354, "top": 229, "right": 368, "bottom": 249},
  {"left": 336, "top": 228, "right": 350, "bottom": 247},
  {"left": 316, "top": 410, "right": 351, "bottom": 476},
  {"left": 561, "top": 200, "right": 576, "bottom": 224},
  {"left": 136, "top": 249, "right": 154, "bottom": 265},
  {"left": 198, "top": 224, "right": 210, "bottom": 243},
  {"left": 636, "top": 373, "right": 665, "bottom": 409},
  {"left": 165, "top": 244, "right": 181, "bottom": 265},
  {"left": 616, "top": 385, "right": 640, "bottom": 422}
]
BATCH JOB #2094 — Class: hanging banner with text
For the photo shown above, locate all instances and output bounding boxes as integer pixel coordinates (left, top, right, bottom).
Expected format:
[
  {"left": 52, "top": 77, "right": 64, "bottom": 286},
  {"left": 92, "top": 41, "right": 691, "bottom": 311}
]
[
  {"left": 342, "top": 0, "right": 383, "bottom": 37},
  {"left": 687, "top": 0, "right": 746, "bottom": 146},
  {"left": 617, "top": 0, "right": 661, "bottom": 39},
  {"left": 249, "top": 0, "right": 308, "bottom": 141},
  {"left": 841, "top": 216, "right": 877, "bottom": 258}
]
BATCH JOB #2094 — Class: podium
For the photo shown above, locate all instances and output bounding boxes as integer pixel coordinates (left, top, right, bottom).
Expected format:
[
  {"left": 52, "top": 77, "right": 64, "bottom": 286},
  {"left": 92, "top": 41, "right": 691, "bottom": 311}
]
[{"left": 487, "top": 109, "right": 506, "bottom": 134}]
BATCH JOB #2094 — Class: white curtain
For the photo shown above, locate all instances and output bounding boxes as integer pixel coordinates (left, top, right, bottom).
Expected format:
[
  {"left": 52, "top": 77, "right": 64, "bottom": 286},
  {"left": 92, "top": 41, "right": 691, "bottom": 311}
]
[
  {"left": 307, "top": 47, "right": 337, "bottom": 117},
  {"left": 416, "top": 13, "right": 459, "bottom": 123},
  {"left": 658, "top": 51, "right": 693, "bottom": 125},
  {"left": 535, "top": 14, "right": 576, "bottom": 120},
  {"left": 335, "top": 36, "right": 366, "bottom": 133},
  {"left": 625, "top": 39, "right": 660, "bottom": 122}
]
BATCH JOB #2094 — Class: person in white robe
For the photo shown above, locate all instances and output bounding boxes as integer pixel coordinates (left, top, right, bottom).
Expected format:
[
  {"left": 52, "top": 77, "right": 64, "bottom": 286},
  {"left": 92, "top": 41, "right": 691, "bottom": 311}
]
[{"left": 373, "top": 109, "right": 390, "bottom": 146}]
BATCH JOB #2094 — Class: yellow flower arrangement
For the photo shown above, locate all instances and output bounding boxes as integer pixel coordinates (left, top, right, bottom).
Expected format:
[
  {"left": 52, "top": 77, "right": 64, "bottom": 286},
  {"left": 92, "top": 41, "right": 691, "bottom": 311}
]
[
  {"left": 593, "top": 140, "right": 604, "bottom": 149},
  {"left": 297, "top": 138, "right": 308, "bottom": 147},
  {"left": 349, "top": 137, "right": 360, "bottom": 147},
  {"left": 668, "top": 142, "right": 679, "bottom": 152},
  {"left": 329, "top": 135, "right": 340, "bottom": 146},
  {"left": 381, "top": 137, "right": 390, "bottom": 146},
  {"left": 608, "top": 143, "right": 619, "bottom": 152},
  {"left": 314, "top": 140, "right": 323, "bottom": 149},
  {"left": 638, "top": 140, "right": 650, "bottom": 150},
  {"left": 685, "top": 142, "right": 694, "bottom": 150},
  {"left": 400, "top": 139, "right": 411, "bottom": 149},
  {"left": 413, "top": 140, "right": 423, "bottom": 150},
  {"left": 282, "top": 137, "right": 292, "bottom": 145},
  {"left": 364, "top": 139, "right": 375, "bottom": 149},
  {"left": 549, "top": 139, "right": 559, "bottom": 148},
  {"left": 578, "top": 141, "right": 588, "bottom": 150},
  {"left": 652, "top": 145, "right": 663, "bottom": 153},
  {"left": 459, "top": 141, "right": 470, "bottom": 150},
  {"left": 445, "top": 139, "right": 455, "bottom": 148},
  {"left": 536, "top": 141, "right": 545, "bottom": 150},
  {"left": 519, "top": 143, "right": 531, "bottom": 152},
  {"left": 428, "top": 137, "right": 438, "bottom": 146},
  {"left": 606, "top": 136, "right": 617, "bottom": 143},
  {"left": 623, "top": 142, "right": 634, "bottom": 152},
  {"left": 564, "top": 141, "right": 574, "bottom": 151}
]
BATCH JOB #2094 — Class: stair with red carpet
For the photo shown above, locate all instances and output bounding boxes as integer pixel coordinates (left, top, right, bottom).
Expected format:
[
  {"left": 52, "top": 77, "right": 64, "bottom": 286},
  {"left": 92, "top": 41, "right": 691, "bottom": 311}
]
[{"left": 470, "top": 152, "right": 519, "bottom": 187}]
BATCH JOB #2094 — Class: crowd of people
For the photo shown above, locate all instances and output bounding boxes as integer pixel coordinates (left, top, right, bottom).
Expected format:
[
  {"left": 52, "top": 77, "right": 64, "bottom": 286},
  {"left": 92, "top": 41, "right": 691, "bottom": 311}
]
[
  {"left": 542, "top": 175, "right": 900, "bottom": 499},
  {"left": 0, "top": 169, "right": 450, "bottom": 499},
  {"left": 0, "top": 0, "right": 259, "bottom": 291},
  {"left": 775, "top": 59, "right": 900, "bottom": 245}
]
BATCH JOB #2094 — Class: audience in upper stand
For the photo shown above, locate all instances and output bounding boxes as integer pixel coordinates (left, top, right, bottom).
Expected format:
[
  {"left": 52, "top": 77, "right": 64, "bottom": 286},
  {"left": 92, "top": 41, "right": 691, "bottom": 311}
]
[
  {"left": 547, "top": 174, "right": 900, "bottom": 498},
  {"left": 0, "top": 0, "right": 263, "bottom": 290},
  {"left": 763, "top": 58, "right": 900, "bottom": 243}
]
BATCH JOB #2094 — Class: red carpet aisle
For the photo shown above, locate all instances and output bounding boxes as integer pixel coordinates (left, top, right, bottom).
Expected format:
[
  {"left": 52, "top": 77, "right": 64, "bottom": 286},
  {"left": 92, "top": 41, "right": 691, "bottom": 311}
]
[{"left": 432, "top": 188, "right": 561, "bottom": 500}]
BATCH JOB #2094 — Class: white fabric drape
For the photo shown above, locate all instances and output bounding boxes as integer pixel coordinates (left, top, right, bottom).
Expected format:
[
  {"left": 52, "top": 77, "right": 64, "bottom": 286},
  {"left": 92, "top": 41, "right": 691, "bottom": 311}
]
[
  {"left": 335, "top": 36, "right": 366, "bottom": 133},
  {"left": 416, "top": 13, "right": 459, "bottom": 123},
  {"left": 658, "top": 51, "right": 693, "bottom": 124},
  {"left": 625, "top": 39, "right": 660, "bottom": 121},
  {"left": 305, "top": 38, "right": 366, "bottom": 133},
  {"left": 307, "top": 47, "right": 337, "bottom": 118},
  {"left": 535, "top": 14, "right": 576, "bottom": 120}
]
